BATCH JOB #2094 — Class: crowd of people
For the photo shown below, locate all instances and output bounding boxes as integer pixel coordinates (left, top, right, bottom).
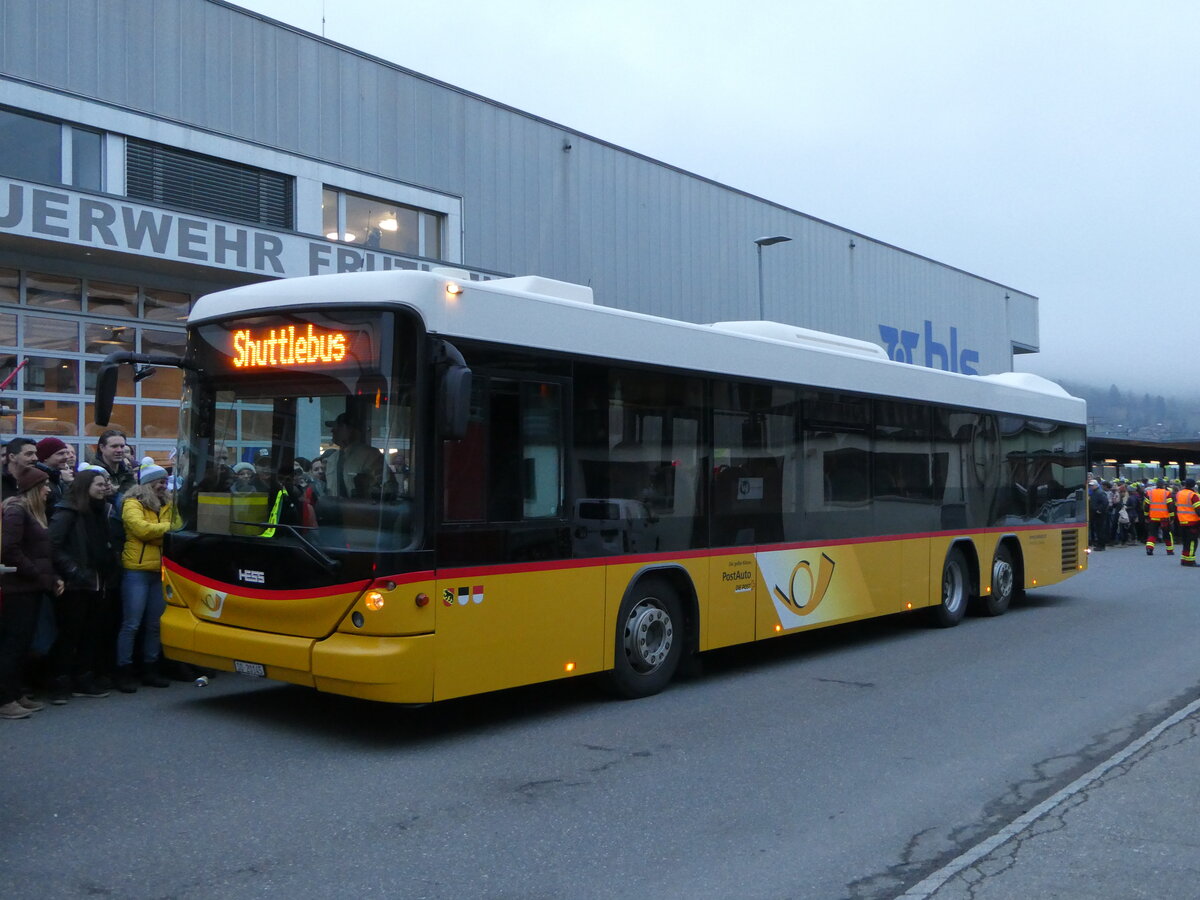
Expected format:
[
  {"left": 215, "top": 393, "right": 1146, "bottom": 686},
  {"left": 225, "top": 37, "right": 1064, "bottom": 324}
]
[
  {"left": 0, "top": 430, "right": 182, "bottom": 720},
  {"left": 0, "top": 416, "right": 411, "bottom": 721},
  {"left": 1086, "top": 474, "right": 1200, "bottom": 565}
]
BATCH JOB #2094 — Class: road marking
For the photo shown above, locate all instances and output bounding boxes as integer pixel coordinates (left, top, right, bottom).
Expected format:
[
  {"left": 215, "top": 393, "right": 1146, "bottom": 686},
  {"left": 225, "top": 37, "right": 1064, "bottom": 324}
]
[{"left": 897, "top": 695, "right": 1200, "bottom": 899}]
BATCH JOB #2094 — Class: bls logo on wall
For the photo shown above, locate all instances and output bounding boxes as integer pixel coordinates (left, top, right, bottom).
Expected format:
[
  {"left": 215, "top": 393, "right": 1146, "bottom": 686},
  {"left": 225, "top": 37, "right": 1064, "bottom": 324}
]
[{"left": 878, "top": 320, "right": 980, "bottom": 375}]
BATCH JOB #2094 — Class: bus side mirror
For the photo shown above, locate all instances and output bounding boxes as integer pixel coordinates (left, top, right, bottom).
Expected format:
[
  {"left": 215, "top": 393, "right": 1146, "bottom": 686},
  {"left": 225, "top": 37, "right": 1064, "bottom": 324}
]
[
  {"left": 439, "top": 365, "right": 472, "bottom": 440},
  {"left": 95, "top": 361, "right": 120, "bottom": 426}
]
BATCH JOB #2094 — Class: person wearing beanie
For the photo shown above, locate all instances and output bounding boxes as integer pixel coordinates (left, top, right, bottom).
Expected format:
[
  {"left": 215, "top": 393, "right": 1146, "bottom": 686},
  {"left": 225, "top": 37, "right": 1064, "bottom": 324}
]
[
  {"left": 36, "top": 438, "right": 74, "bottom": 516},
  {"left": 137, "top": 456, "right": 168, "bottom": 486},
  {"left": 35, "top": 437, "right": 73, "bottom": 469},
  {"left": 228, "top": 461, "right": 259, "bottom": 494},
  {"left": 116, "top": 458, "right": 174, "bottom": 691},
  {"left": 0, "top": 466, "right": 64, "bottom": 719}
]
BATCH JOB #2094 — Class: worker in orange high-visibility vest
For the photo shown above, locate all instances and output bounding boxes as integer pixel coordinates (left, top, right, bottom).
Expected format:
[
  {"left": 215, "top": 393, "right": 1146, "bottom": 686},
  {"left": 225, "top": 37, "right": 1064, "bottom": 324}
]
[
  {"left": 1175, "top": 478, "right": 1200, "bottom": 566},
  {"left": 1144, "top": 479, "right": 1175, "bottom": 555}
]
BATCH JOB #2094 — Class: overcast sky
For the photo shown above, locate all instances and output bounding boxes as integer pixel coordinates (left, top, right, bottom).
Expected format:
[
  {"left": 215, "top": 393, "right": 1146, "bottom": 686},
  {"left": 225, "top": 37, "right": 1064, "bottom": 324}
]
[{"left": 229, "top": 0, "right": 1200, "bottom": 392}]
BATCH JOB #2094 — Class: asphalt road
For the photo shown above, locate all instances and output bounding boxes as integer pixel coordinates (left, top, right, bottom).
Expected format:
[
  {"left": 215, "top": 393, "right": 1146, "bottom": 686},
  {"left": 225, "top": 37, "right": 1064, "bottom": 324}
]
[{"left": 2, "top": 545, "right": 1197, "bottom": 899}]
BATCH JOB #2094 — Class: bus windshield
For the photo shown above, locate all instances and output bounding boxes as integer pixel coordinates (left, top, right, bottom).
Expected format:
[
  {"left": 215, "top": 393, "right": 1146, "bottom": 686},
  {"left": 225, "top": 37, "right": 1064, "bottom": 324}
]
[{"left": 175, "top": 308, "right": 418, "bottom": 553}]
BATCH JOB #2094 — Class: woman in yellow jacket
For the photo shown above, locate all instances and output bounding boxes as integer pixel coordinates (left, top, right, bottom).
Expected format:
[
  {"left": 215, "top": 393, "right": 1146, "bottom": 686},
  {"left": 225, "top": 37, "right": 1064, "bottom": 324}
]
[{"left": 115, "top": 460, "right": 173, "bottom": 692}]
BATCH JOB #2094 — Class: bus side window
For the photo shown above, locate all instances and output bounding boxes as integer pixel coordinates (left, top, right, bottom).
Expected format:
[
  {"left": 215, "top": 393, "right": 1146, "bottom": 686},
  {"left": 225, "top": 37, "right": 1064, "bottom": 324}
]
[
  {"left": 442, "top": 376, "right": 487, "bottom": 522},
  {"left": 442, "top": 374, "right": 565, "bottom": 524}
]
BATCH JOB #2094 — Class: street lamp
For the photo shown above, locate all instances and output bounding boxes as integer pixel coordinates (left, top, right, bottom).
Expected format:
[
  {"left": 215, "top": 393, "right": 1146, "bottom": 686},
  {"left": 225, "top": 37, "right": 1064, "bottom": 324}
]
[{"left": 755, "top": 235, "right": 792, "bottom": 320}]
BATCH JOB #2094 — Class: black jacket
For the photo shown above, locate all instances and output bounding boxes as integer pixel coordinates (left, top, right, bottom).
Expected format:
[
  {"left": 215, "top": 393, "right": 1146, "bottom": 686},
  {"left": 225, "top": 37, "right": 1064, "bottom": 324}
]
[
  {"left": 48, "top": 500, "right": 119, "bottom": 591},
  {"left": 0, "top": 502, "right": 57, "bottom": 595}
]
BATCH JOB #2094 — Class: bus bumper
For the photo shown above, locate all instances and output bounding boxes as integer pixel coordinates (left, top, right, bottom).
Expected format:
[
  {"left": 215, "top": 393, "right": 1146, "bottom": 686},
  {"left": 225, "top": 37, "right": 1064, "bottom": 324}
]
[{"left": 160, "top": 605, "right": 435, "bottom": 704}]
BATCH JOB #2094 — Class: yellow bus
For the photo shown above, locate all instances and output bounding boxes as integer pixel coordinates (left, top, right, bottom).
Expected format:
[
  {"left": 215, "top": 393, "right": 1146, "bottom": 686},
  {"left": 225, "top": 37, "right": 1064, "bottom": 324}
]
[{"left": 95, "top": 270, "right": 1088, "bottom": 703}]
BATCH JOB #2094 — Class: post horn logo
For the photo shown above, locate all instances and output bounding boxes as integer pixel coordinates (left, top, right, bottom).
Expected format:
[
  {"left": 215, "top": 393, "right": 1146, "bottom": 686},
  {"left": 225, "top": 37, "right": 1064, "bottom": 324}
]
[
  {"left": 773, "top": 553, "right": 836, "bottom": 616},
  {"left": 200, "top": 591, "right": 226, "bottom": 617}
]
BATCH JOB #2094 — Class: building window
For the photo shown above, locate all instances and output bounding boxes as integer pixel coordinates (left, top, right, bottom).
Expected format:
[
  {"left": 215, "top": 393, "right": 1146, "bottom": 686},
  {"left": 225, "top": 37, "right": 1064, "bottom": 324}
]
[
  {"left": 126, "top": 139, "right": 294, "bottom": 229},
  {"left": 322, "top": 187, "right": 442, "bottom": 259},
  {"left": 0, "top": 107, "right": 104, "bottom": 190},
  {"left": 0, "top": 267, "right": 189, "bottom": 460}
]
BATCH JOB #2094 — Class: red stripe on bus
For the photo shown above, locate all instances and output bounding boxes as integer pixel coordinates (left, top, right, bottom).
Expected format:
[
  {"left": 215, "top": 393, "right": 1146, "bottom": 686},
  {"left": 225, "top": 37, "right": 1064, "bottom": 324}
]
[
  {"left": 436, "top": 524, "right": 1084, "bottom": 579},
  {"left": 168, "top": 522, "right": 1082, "bottom": 589},
  {"left": 163, "top": 558, "right": 435, "bottom": 599}
]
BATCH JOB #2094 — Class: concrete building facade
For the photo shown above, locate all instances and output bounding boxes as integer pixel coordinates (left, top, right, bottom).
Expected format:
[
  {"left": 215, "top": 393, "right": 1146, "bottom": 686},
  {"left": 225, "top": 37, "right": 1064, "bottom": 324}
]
[{"left": 0, "top": 0, "right": 1039, "bottom": 461}]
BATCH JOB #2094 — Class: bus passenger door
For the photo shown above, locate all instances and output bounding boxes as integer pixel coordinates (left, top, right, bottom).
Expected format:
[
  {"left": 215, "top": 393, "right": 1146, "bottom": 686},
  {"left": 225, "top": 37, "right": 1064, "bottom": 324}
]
[{"left": 435, "top": 372, "right": 605, "bottom": 700}]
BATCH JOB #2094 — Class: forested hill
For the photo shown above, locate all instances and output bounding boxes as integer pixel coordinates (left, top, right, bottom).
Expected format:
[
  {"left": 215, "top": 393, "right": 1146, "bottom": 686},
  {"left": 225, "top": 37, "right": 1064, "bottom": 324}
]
[{"left": 1057, "top": 381, "right": 1200, "bottom": 439}]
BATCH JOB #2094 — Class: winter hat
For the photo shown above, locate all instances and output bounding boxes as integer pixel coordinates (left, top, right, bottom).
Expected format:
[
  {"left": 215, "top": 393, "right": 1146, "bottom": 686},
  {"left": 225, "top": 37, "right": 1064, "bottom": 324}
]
[
  {"left": 138, "top": 456, "right": 168, "bottom": 485},
  {"left": 35, "top": 437, "right": 68, "bottom": 462},
  {"left": 77, "top": 463, "right": 107, "bottom": 474},
  {"left": 232, "top": 462, "right": 255, "bottom": 474},
  {"left": 15, "top": 466, "right": 49, "bottom": 492}
]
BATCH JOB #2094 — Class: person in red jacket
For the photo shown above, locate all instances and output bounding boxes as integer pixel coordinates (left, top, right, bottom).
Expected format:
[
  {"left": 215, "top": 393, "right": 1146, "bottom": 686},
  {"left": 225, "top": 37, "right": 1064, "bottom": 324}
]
[{"left": 1144, "top": 479, "right": 1175, "bottom": 555}]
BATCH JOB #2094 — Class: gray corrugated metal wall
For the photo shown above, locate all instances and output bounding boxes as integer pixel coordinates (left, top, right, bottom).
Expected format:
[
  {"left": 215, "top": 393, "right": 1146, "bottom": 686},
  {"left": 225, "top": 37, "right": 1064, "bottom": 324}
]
[{"left": 0, "top": 0, "right": 1037, "bottom": 373}]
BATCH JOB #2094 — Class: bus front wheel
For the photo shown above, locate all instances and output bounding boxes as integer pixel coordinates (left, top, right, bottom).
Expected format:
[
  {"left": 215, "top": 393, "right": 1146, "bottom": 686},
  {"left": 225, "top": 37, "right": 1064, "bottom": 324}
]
[
  {"left": 608, "top": 577, "right": 683, "bottom": 699},
  {"left": 928, "top": 548, "right": 970, "bottom": 628}
]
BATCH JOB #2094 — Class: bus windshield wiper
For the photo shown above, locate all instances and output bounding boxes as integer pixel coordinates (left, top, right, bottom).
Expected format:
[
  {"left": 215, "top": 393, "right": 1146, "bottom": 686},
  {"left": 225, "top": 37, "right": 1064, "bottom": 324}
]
[{"left": 232, "top": 520, "right": 340, "bottom": 574}]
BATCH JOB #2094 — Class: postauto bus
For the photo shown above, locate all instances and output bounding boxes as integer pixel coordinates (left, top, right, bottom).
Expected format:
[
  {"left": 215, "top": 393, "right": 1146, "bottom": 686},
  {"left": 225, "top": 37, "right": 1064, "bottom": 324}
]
[{"left": 94, "top": 270, "right": 1088, "bottom": 704}]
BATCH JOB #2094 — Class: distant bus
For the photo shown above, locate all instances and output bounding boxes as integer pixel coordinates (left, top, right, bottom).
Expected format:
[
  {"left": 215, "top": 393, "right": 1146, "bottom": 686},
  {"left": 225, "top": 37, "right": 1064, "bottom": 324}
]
[{"left": 96, "top": 270, "right": 1088, "bottom": 703}]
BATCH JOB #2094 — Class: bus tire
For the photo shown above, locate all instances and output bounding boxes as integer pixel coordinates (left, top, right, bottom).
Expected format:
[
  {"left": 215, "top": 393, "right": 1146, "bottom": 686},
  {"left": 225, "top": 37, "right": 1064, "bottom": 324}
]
[
  {"left": 928, "top": 547, "right": 970, "bottom": 628},
  {"left": 979, "top": 544, "right": 1018, "bottom": 617},
  {"left": 608, "top": 576, "right": 683, "bottom": 699}
]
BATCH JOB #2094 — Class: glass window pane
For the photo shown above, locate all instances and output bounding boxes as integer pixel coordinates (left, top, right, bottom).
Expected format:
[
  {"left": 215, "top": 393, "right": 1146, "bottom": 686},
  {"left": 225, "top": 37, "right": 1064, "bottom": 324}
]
[
  {"left": 87, "top": 281, "right": 138, "bottom": 317},
  {"left": 0, "top": 353, "right": 17, "bottom": 391},
  {"left": 23, "top": 398, "right": 78, "bottom": 436},
  {"left": 84, "top": 359, "right": 134, "bottom": 397},
  {"left": 137, "top": 329, "right": 185, "bottom": 400},
  {"left": 26, "top": 273, "right": 81, "bottom": 312},
  {"left": 241, "top": 407, "right": 273, "bottom": 443},
  {"left": 70, "top": 128, "right": 102, "bottom": 191},
  {"left": 0, "top": 109, "right": 61, "bottom": 184},
  {"left": 322, "top": 187, "right": 339, "bottom": 240},
  {"left": 421, "top": 212, "right": 441, "bottom": 258},
  {"left": 25, "top": 316, "right": 78, "bottom": 352},
  {"left": 0, "top": 268, "right": 17, "bottom": 305},
  {"left": 343, "top": 192, "right": 419, "bottom": 255},
  {"left": 143, "top": 288, "right": 190, "bottom": 322},
  {"left": 0, "top": 312, "right": 16, "bottom": 346},
  {"left": 84, "top": 401, "right": 134, "bottom": 437},
  {"left": 138, "top": 366, "right": 183, "bottom": 401},
  {"left": 23, "top": 357, "right": 78, "bottom": 393},
  {"left": 141, "top": 404, "right": 179, "bottom": 440},
  {"left": 521, "top": 381, "right": 563, "bottom": 519},
  {"left": 85, "top": 322, "right": 134, "bottom": 354},
  {"left": 141, "top": 328, "right": 185, "bottom": 356}
]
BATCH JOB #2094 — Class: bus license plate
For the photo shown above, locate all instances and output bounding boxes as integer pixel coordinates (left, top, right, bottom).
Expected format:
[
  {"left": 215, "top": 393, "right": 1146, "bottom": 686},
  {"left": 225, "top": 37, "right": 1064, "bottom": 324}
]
[{"left": 234, "top": 660, "right": 266, "bottom": 677}]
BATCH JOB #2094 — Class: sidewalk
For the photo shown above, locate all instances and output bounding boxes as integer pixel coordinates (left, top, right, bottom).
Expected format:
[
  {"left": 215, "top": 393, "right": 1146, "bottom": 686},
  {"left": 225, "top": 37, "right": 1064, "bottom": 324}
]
[{"left": 899, "top": 666, "right": 1200, "bottom": 899}]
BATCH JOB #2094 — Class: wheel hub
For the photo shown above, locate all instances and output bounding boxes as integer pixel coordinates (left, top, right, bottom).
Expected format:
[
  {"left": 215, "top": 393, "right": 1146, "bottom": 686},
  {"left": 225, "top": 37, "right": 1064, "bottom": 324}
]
[
  {"left": 624, "top": 601, "right": 673, "bottom": 673},
  {"left": 993, "top": 559, "right": 1013, "bottom": 600}
]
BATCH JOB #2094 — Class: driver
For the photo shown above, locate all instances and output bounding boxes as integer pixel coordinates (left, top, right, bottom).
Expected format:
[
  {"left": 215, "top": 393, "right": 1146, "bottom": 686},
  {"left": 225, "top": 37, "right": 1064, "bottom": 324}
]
[{"left": 323, "top": 413, "right": 383, "bottom": 500}]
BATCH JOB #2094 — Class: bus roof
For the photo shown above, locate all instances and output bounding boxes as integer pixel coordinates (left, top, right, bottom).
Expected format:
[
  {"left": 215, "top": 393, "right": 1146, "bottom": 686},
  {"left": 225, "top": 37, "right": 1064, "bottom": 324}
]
[{"left": 191, "top": 270, "right": 1085, "bottom": 424}]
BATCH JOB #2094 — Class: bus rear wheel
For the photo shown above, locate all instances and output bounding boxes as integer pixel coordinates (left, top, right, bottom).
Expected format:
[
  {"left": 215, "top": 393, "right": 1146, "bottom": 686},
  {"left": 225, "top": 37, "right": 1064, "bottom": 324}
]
[
  {"left": 608, "top": 577, "right": 683, "bottom": 699},
  {"left": 979, "top": 544, "right": 1019, "bottom": 617},
  {"left": 928, "top": 548, "right": 970, "bottom": 628}
]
